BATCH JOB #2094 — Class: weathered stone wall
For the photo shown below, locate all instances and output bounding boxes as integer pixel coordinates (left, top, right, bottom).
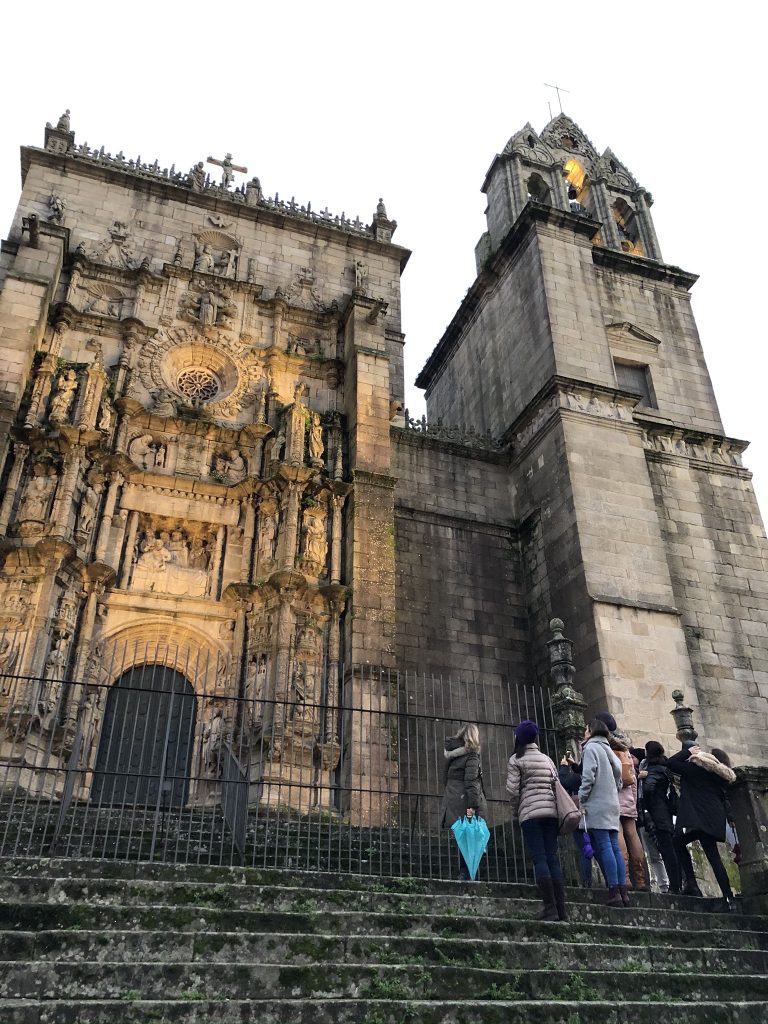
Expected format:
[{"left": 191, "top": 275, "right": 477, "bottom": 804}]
[{"left": 392, "top": 430, "right": 528, "bottom": 681}]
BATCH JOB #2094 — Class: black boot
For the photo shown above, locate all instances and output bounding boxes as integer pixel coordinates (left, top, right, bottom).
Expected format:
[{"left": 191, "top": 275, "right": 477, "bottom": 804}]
[
  {"left": 552, "top": 878, "right": 567, "bottom": 921},
  {"left": 536, "top": 878, "right": 559, "bottom": 921}
]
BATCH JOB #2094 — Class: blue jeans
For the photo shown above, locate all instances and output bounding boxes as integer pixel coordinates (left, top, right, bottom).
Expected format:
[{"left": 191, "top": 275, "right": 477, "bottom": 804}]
[
  {"left": 520, "top": 816, "right": 563, "bottom": 881},
  {"left": 590, "top": 828, "right": 626, "bottom": 887}
]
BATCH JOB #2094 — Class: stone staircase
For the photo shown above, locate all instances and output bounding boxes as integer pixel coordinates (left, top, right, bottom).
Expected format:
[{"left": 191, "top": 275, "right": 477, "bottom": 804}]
[{"left": 0, "top": 858, "right": 767, "bottom": 1023}]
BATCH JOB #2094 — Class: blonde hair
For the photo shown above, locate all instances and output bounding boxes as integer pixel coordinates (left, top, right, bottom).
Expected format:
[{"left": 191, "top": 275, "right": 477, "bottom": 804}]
[{"left": 457, "top": 723, "right": 481, "bottom": 752}]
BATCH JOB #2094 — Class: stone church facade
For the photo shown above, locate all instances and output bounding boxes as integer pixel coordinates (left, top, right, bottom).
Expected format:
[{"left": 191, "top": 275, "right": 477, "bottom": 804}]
[{"left": 0, "top": 110, "right": 766, "bottom": 816}]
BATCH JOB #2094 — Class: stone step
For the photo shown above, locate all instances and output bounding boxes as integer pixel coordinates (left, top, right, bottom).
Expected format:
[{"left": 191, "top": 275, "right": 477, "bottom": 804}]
[
  {"left": 1, "top": 892, "right": 765, "bottom": 937},
  {"left": 0, "top": 999, "right": 765, "bottom": 1024},
  {"left": 3, "top": 929, "right": 766, "bottom": 975},
  {"left": 0, "top": 874, "right": 739, "bottom": 919},
  {"left": 2, "top": 901, "right": 766, "bottom": 950},
  {"left": 1, "top": 961, "right": 765, "bottom": 1003}
]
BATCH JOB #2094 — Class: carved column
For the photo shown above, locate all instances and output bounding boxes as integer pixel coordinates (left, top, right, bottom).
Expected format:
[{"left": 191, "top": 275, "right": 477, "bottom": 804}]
[
  {"left": 79, "top": 363, "right": 106, "bottom": 429},
  {"left": 50, "top": 446, "right": 83, "bottom": 537},
  {"left": 279, "top": 481, "right": 302, "bottom": 572},
  {"left": 69, "top": 584, "right": 103, "bottom": 725},
  {"left": 93, "top": 471, "right": 124, "bottom": 564},
  {"left": 119, "top": 511, "right": 139, "bottom": 588},
  {"left": 24, "top": 354, "right": 57, "bottom": 427},
  {"left": 330, "top": 492, "right": 347, "bottom": 585},
  {"left": 324, "top": 603, "right": 343, "bottom": 748},
  {"left": 547, "top": 617, "right": 587, "bottom": 760},
  {"left": 0, "top": 442, "right": 29, "bottom": 534},
  {"left": 241, "top": 497, "right": 256, "bottom": 582},
  {"left": 208, "top": 526, "right": 226, "bottom": 599},
  {"left": 591, "top": 179, "right": 622, "bottom": 250},
  {"left": 634, "top": 189, "right": 662, "bottom": 261},
  {"left": 115, "top": 332, "right": 138, "bottom": 399}
]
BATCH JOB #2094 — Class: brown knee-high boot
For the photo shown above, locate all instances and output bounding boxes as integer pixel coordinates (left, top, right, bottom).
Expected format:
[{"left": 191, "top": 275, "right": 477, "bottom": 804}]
[{"left": 536, "top": 878, "right": 559, "bottom": 921}]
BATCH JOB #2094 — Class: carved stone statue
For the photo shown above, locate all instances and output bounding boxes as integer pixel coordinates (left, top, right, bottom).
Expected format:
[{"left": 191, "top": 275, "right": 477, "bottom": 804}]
[
  {"left": 129, "top": 434, "right": 156, "bottom": 470},
  {"left": 188, "top": 161, "right": 206, "bottom": 191},
  {"left": 49, "top": 369, "right": 78, "bottom": 424},
  {"left": 245, "top": 177, "right": 263, "bottom": 205},
  {"left": 56, "top": 110, "right": 71, "bottom": 132},
  {"left": 198, "top": 290, "right": 217, "bottom": 326},
  {"left": 188, "top": 537, "right": 210, "bottom": 570},
  {"left": 213, "top": 448, "right": 247, "bottom": 484},
  {"left": 193, "top": 244, "right": 216, "bottom": 273},
  {"left": 308, "top": 412, "right": 324, "bottom": 465},
  {"left": 354, "top": 260, "right": 368, "bottom": 292},
  {"left": 215, "top": 249, "right": 237, "bottom": 279},
  {"left": 47, "top": 194, "right": 65, "bottom": 224},
  {"left": 302, "top": 511, "right": 327, "bottom": 569},
  {"left": 0, "top": 636, "right": 19, "bottom": 689},
  {"left": 17, "top": 465, "right": 56, "bottom": 524},
  {"left": 152, "top": 390, "right": 177, "bottom": 418},
  {"left": 138, "top": 537, "right": 172, "bottom": 572},
  {"left": 39, "top": 638, "right": 69, "bottom": 731},
  {"left": 86, "top": 293, "right": 121, "bottom": 317},
  {"left": 257, "top": 502, "right": 279, "bottom": 563},
  {"left": 264, "top": 429, "right": 285, "bottom": 467},
  {"left": 77, "top": 482, "right": 100, "bottom": 537},
  {"left": 202, "top": 707, "right": 224, "bottom": 774},
  {"left": 97, "top": 401, "right": 113, "bottom": 432}
]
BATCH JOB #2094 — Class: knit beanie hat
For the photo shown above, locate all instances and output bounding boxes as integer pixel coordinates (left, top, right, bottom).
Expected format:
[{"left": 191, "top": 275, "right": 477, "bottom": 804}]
[
  {"left": 515, "top": 720, "right": 539, "bottom": 746},
  {"left": 595, "top": 710, "right": 617, "bottom": 733}
]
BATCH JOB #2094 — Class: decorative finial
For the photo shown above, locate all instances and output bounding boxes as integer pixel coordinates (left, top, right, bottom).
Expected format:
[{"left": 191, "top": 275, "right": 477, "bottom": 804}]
[
  {"left": 549, "top": 617, "right": 565, "bottom": 636},
  {"left": 376, "top": 197, "right": 387, "bottom": 218}
]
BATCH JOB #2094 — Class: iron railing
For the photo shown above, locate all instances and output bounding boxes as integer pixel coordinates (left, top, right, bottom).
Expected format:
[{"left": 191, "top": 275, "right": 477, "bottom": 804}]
[{"left": 0, "top": 630, "right": 576, "bottom": 882}]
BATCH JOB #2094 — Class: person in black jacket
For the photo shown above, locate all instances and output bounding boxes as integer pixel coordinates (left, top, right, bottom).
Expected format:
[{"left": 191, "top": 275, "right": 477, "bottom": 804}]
[
  {"left": 667, "top": 742, "right": 737, "bottom": 909},
  {"left": 638, "top": 741, "right": 681, "bottom": 893},
  {"left": 559, "top": 757, "right": 594, "bottom": 887}
]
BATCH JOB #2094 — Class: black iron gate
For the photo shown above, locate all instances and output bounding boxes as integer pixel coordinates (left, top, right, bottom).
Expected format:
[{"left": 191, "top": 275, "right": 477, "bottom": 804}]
[{"left": 0, "top": 645, "right": 575, "bottom": 883}]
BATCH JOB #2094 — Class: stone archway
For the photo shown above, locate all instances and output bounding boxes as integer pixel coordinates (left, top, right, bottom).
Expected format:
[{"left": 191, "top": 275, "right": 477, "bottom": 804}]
[{"left": 91, "top": 664, "right": 196, "bottom": 808}]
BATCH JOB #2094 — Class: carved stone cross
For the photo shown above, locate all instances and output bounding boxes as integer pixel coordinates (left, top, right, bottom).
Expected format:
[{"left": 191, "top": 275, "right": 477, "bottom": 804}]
[{"left": 207, "top": 153, "right": 248, "bottom": 190}]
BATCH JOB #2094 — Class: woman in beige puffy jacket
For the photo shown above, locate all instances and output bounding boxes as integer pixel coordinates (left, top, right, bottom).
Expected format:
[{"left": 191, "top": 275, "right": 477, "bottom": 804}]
[{"left": 506, "top": 719, "right": 566, "bottom": 922}]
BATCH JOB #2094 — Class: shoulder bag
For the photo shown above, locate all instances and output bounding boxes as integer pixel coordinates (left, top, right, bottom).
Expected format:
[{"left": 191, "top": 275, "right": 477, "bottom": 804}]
[{"left": 550, "top": 764, "right": 581, "bottom": 835}]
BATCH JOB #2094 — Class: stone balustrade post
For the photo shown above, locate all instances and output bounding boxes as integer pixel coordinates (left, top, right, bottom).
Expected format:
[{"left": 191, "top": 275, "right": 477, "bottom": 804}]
[
  {"left": 729, "top": 768, "right": 768, "bottom": 912},
  {"left": 547, "top": 617, "right": 586, "bottom": 760}
]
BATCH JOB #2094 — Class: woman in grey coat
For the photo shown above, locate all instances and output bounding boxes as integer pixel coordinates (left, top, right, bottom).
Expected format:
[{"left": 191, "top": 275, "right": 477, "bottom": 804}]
[
  {"left": 441, "top": 723, "right": 488, "bottom": 881},
  {"left": 578, "top": 718, "right": 626, "bottom": 906}
]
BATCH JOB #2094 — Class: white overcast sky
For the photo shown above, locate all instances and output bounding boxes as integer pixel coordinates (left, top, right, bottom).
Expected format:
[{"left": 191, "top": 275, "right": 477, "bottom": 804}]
[{"left": 2, "top": 1, "right": 766, "bottom": 518}]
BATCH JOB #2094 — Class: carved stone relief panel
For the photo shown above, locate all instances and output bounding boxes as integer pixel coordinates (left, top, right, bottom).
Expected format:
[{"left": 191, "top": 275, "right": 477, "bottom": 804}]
[{"left": 130, "top": 516, "right": 217, "bottom": 597}]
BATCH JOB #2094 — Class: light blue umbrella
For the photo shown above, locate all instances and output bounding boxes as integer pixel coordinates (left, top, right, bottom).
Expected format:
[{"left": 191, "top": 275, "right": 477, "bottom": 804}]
[{"left": 451, "top": 815, "right": 490, "bottom": 880}]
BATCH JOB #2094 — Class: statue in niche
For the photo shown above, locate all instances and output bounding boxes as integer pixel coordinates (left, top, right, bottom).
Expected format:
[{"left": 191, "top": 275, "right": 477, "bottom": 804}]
[
  {"left": 77, "top": 481, "right": 100, "bottom": 538},
  {"left": 0, "top": 636, "right": 19, "bottom": 687},
  {"left": 129, "top": 434, "right": 166, "bottom": 470},
  {"left": 18, "top": 465, "right": 57, "bottom": 525},
  {"left": 354, "top": 260, "right": 368, "bottom": 292},
  {"left": 193, "top": 243, "right": 216, "bottom": 273},
  {"left": 188, "top": 537, "right": 210, "bottom": 570},
  {"left": 168, "top": 530, "right": 188, "bottom": 566},
  {"left": 263, "top": 429, "right": 285, "bottom": 468},
  {"left": 97, "top": 401, "right": 113, "bottom": 432},
  {"left": 308, "top": 412, "right": 324, "bottom": 466},
  {"left": 212, "top": 448, "right": 247, "bottom": 484},
  {"left": 257, "top": 502, "right": 278, "bottom": 563},
  {"left": 152, "top": 390, "right": 177, "bottom": 418},
  {"left": 47, "top": 194, "right": 65, "bottom": 224},
  {"left": 198, "top": 290, "right": 217, "bottom": 326},
  {"left": 215, "top": 249, "right": 238, "bottom": 279},
  {"left": 245, "top": 653, "right": 268, "bottom": 729},
  {"left": 38, "top": 638, "right": 69, "bottom": 731},
  {"left": 202, "top": 706, "right": 224, "bottom": 775},
  {"left": 302, "top": 510, "right": 327, "bottom": 569},
  {"left": 188, "top": 287, "right": 237, "bottom": 328},
  {"left": 49, "top": 369, "right": 78, "bottom": 424}
]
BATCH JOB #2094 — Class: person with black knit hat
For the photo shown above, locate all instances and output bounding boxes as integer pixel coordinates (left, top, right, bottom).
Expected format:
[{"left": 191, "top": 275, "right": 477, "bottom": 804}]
[{"left": 506, "top": 719, "right": 567, "bottom": 922}]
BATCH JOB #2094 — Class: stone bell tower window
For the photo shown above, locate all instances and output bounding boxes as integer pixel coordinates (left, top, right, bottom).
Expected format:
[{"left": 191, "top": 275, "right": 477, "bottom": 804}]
[
  {"left": 614, "top": 360, "right": 656, "bottom": 409},
  {"left": 613, "top": 198, "right": 645, "bottom": 256},
  {"left": 527, "top": 172, "right": 551, "bottom": 204}
]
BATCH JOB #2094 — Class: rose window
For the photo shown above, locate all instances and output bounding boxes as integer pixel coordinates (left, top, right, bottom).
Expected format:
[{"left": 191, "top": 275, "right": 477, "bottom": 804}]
[{"left": 176, "top": 368, "right": 219, "bottom": 401}]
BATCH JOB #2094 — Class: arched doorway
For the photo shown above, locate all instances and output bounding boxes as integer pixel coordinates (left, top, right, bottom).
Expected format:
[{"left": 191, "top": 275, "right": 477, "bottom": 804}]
[{"left": 91, "top": 664, "right": 197, "bottom": 808}]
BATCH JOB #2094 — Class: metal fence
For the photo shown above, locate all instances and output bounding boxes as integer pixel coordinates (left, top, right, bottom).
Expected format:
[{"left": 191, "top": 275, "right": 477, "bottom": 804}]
[{"left": 0, "top": 634, "right": 574, "bottom": 882}]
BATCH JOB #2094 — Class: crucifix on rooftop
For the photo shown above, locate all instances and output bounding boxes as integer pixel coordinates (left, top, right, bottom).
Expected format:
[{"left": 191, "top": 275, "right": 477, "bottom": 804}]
[{"left": 207, "top": 153, "right": 248, "bottom": 190}]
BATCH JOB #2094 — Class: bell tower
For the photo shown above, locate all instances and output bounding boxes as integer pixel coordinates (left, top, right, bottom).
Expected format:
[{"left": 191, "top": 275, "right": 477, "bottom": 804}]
[{"left": 417, "top": 114, "right": 768, "bottom": 762}]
